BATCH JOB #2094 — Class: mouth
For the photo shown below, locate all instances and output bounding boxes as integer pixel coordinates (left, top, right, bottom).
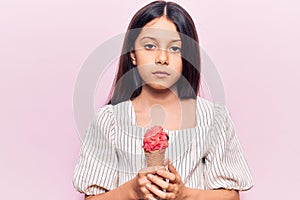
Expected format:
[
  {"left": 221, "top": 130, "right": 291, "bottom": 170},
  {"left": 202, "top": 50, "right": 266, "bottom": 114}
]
[{"left": 152, "top": 70, "right": 170, "bottom": 78}]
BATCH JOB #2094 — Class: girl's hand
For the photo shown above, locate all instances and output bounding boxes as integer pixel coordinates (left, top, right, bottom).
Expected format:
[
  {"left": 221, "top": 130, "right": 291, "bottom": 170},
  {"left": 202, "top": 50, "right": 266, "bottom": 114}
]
[
  {"left": 146, "top": 161, "right": 188, "bottom": 200},
  {"left": 134, "top": 167, "right": 159, "bottom": 200}
]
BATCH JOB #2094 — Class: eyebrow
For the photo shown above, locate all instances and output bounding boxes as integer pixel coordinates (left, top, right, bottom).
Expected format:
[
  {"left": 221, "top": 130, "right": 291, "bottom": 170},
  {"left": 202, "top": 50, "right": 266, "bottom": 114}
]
[{"left": 140, "top": 36, "right": 181, "bottom": 43}]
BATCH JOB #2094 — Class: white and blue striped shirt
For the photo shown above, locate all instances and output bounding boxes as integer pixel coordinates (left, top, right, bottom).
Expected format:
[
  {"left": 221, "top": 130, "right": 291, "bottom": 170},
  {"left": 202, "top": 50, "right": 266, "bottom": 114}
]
[{"left": 73, "top": 97, "right": 253, "bottom": 195}]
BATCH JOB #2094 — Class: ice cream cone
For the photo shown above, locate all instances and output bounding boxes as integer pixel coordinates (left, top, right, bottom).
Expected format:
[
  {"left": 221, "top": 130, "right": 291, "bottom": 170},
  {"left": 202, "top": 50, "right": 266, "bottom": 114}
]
[
  {"left": 144, "top": 149, "right": 166, "bottom": 167},
  {"left": 141, "top": 126, "right": 169, "bottom": 173}
]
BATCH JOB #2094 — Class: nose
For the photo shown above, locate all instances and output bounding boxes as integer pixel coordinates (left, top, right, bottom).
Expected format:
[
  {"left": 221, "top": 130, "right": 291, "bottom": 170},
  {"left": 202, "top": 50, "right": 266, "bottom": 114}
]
[{"left": 155, "top": 48, "right": 169, "bottom": 65}]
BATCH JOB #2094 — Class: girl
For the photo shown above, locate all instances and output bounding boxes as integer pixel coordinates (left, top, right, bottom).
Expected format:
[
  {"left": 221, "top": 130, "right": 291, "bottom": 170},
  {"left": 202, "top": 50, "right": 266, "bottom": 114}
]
[{"left": 73, "top": 1, "right": 253, "bottom": 200}]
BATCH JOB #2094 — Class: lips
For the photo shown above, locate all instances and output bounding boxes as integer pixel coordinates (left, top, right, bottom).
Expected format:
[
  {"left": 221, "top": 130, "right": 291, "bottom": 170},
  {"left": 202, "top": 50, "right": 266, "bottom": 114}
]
[{"left": 152, "top": 70, "right": 170, "bottom": 78}]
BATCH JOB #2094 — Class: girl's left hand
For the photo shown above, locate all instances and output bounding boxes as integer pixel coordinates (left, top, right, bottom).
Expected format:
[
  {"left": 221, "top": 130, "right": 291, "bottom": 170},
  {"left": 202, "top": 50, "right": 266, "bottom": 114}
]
[{"left": 146, "top": 161, "right": 188, "bottom": 200}]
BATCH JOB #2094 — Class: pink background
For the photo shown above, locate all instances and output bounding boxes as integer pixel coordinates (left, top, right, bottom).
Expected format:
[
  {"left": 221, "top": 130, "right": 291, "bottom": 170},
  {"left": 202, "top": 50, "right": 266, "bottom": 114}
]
[{"left": 1, "top": 0, "right": 299, "bottom": 199}]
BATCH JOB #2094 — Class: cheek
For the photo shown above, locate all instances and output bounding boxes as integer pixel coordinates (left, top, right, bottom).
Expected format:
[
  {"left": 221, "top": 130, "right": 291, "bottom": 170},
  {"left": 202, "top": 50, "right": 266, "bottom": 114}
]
[
  {"left": 137, "top": 66, "right": 152, "bottom": 81},
  {"left": 170, "top": 57, "right": 183, "bottom": 73},
  {"left": 177, "top": 64, "right": 183, "bottom": 74},
  {"left": 135, "top": 51, "right": 155, "bottom": 65}
]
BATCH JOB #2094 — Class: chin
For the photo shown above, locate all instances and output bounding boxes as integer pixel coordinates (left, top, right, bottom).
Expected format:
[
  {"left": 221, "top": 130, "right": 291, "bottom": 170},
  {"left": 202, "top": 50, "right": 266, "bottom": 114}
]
[{"left": 146, "top": 82, "right": 177, "bottom": 92}]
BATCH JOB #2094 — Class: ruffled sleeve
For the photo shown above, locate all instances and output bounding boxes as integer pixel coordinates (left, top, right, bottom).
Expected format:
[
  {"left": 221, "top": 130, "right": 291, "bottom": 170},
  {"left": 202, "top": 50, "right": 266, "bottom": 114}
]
[
  {"left": 203, "top": 103, "right": 253, "bottom": 191},
  {"left": 72, "top": 105, "right": 118, "bottom": 195}
]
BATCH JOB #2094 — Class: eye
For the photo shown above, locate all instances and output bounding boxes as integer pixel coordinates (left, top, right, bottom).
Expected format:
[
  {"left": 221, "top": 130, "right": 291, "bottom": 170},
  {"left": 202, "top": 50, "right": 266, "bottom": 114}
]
[
  {"left": 144, "top": 44, "right": 156, "bottom": 50},
  {"left": 169, "top": 46, "right": 181, "bottom": 53}
]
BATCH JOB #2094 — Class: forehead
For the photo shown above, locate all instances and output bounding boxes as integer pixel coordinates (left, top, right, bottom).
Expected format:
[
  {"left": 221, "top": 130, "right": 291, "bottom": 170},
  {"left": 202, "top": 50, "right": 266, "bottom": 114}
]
[{"left": 137, "top": 16, "right": 181, "bottom": 41}]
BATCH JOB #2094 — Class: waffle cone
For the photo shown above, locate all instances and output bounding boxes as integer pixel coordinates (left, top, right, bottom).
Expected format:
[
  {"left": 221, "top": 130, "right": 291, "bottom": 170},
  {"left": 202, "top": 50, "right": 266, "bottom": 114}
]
[{"left": 144, "top": 149, "right": 166, "bottom": 167}]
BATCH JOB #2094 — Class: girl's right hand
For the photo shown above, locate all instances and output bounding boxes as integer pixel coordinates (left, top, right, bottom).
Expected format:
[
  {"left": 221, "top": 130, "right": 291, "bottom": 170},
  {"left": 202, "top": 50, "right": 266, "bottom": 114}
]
[{"left": 133, "top": 167, "right": 162, "bottom": 200}]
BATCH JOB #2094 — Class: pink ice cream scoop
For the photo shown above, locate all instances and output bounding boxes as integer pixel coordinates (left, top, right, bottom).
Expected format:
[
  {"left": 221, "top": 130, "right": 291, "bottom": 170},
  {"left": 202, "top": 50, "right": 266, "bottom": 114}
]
[
  {"left": 142, "top": 126, "right": 169, "bottom": 167},
  {"left": 142, "top": 126, "right": 169, "bottom": 152}
]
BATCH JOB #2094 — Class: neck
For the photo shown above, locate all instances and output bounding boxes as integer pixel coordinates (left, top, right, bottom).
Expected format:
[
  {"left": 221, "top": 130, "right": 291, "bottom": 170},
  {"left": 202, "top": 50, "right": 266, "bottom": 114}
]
[{"left": 134, "top": 85, "right": 179, "bottom": 106}]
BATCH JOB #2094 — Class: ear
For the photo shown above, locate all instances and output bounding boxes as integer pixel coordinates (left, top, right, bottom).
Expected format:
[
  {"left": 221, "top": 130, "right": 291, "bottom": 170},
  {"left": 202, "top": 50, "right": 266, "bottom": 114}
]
[{"left": 130, "top": 51, "right": 137, "bottom": 66}]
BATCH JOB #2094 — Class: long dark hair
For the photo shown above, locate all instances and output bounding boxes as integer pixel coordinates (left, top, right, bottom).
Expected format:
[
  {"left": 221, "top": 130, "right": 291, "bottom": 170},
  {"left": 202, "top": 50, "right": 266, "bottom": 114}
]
[{"left": 109, "top": 1, "right": 201, "bottom": 105}]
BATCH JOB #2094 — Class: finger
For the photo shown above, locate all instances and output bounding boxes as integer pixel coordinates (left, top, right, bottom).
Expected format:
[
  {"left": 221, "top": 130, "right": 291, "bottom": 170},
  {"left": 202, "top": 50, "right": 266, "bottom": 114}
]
[
  {"left": 167, "top": 162, "right": 178, "bottom": 175},
  {"left": 147, "top": 174, "right": 172, "bottom": 191},
  {"left": 136, "top": 175, "right": 151, "bottom": 187},
  {"left": 163, "top": 158, "right": 170, "bottom": 166},
  {"left": 146, "top": 183, "right": 172, "bottom": 200},
  {"left": 156, "top": 169, "right": 176, "bottom": 183},
  {"left": 168, "top": 162, "right": 181, "bottom": 183},
  {"left": 168, "top": 162, "right": 182, "bottom": 183},
  {"left": 145, "top": 193, "right": 157, "bottom": 200},
  {"left": 138, "top": 167, "right": 158, "bottom": 176},
  {"left": 141, "top": 186, "right": 151, "bottom": 195}
]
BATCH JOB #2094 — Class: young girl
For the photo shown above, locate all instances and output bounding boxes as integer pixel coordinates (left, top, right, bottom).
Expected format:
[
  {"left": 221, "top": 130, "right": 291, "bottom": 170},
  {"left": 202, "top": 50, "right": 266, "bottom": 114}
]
[{"left": 73, "top": 1, "right": 253, "bottom": 200}]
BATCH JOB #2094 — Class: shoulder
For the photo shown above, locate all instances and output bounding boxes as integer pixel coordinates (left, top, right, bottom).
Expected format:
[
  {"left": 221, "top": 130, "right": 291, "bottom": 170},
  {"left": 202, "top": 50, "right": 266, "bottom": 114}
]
[
  {"left": 196, "top": 96, "right": 228, "bottom": 115},
  {"left": 196, "top": 96, "right": 231, "bottom": 126},
  {"left": 95, "top": 104, "right": 114, "bottom": 121},
  {"left": 200, "top": 99, "right": 236, "bottom": 142},
  {"left": 196, "top": 96, "right": 214, "bottom": 109},
  {"left": 91, "top": 104, "right": 116, "bottom": 134},
  {"left": 196, "top": 96, "right": 222, "bottom": 122},
  {"left": 95, "top": 100, "right": 131, "bottom": 125},
  {"left": 95, "top": 100, "right": 130, "bottom": 116}
]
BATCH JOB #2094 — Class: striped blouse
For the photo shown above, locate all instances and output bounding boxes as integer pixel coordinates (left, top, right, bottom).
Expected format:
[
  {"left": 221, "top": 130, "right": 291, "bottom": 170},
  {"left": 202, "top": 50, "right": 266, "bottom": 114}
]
[{"left": 73, "top": 97, "right": 253, "bottom": 195}]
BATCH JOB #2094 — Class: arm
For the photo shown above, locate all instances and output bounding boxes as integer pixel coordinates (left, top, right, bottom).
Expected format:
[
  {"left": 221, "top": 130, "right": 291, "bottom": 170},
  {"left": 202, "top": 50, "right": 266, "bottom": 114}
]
[
  {"left": 83, "top": 168, "right": 159, "bottom": 200},
  {"left": 146, "top": 162, "right": 240, "bottom": 200},
  {"left": 184, "top": 187, "right": 239, "bottom": 200},
  {"left": 84, "top": 178, "right": 137, "bottom": 200},
  {"left": 85, "top": 186, "right": 239, "bottom": 200}
]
